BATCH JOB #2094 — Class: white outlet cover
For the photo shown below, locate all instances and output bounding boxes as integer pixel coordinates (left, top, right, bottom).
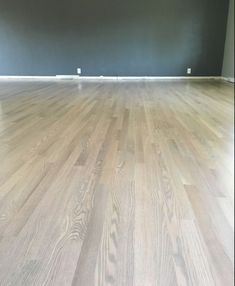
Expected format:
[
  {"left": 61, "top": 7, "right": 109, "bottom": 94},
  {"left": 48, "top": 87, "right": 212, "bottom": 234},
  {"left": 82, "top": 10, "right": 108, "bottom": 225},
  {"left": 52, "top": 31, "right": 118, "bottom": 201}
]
[
  {"left": 77, "top": 68, "right": 81, "bottom": 74},
  {"left": 187, "top": 68, "right": 192, "bottom": 74}
]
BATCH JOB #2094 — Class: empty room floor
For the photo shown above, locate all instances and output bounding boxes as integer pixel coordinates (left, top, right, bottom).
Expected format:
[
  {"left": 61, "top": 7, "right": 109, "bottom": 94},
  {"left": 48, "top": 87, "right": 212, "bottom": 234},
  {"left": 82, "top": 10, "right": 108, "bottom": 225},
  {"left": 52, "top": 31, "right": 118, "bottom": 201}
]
[{"left": 0, "top": 80, "right": 234, "bottom": 286}]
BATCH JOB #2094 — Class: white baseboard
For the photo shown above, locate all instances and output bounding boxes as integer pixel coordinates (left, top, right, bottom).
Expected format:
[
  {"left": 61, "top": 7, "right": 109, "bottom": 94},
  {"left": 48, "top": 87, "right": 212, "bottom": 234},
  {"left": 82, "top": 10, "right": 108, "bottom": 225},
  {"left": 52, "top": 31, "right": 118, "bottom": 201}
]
[
  {"left": 221, "top": 77, "right": 235, "bottom": 83},
  {"left": 76, "top": 76, "right": 221, "bottom": 81},
  {"left": 56, "top": 75, "right": 80, "bottom": 80},
  {"left": 0, "top": 76, "right": 57, "bottom": 80},
  {"left": 0, "top": 75, "right": 222, "bottom": 81}
]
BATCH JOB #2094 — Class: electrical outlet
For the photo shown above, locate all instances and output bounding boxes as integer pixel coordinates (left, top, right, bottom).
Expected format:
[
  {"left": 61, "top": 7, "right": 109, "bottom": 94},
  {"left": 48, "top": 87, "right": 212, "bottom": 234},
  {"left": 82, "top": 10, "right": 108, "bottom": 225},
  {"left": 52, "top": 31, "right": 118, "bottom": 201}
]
[
  {"left": 187, "top": 68, "right": 192, "bottom": 75},
  {"left": 77, "top": 68, "right": 81, "bottom": 75}
]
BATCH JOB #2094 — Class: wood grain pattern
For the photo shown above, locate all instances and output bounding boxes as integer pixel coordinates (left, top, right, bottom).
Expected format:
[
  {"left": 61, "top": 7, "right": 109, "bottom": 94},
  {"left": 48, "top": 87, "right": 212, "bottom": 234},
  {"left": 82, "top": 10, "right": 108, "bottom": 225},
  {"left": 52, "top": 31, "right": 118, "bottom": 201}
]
[{"left": 0, "top": 79, "right": 234, "bottom": 286}]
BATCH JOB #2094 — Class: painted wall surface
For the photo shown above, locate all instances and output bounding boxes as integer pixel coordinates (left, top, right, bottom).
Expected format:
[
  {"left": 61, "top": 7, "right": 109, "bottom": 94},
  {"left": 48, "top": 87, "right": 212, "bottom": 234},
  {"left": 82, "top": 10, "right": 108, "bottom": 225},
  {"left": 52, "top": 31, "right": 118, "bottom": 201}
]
[
  {"left": 222, "top": 0, "right": 234, "bottom": 79},
  {"left": 0, "top": 0, "right": 229, "bottom": 76}
]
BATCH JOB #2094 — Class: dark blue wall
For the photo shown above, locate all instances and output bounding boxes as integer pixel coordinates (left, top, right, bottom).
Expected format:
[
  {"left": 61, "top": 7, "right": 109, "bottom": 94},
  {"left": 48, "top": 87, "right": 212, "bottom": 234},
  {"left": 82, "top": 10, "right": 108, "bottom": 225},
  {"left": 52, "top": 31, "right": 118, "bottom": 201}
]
[{"left": 0, "top": 0, "right": 229, "bottom": 76}]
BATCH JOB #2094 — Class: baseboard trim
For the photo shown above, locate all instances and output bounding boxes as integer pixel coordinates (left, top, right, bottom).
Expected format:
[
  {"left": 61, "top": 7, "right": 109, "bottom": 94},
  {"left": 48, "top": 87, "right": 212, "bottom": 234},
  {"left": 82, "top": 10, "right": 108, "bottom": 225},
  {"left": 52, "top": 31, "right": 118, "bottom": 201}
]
[
  {"left": 221, "top": 77, "right": 235, "bottom": 83},
  {"left": 77, "top": 76, "right": 221, "bottom": 81},
  {"left": 0, "top": 76, "right": 58, "bottom": 80},
  {"left": 0, "top": 75, "right": 222, "bottom": 81}
]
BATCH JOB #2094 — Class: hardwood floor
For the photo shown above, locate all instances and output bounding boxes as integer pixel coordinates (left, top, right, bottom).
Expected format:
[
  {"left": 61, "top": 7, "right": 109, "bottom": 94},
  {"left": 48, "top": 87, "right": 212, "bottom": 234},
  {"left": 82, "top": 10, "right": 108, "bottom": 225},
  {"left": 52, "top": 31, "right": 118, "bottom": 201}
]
[{"left": 0, "top": 79, "right": 234, "bottom": 286}]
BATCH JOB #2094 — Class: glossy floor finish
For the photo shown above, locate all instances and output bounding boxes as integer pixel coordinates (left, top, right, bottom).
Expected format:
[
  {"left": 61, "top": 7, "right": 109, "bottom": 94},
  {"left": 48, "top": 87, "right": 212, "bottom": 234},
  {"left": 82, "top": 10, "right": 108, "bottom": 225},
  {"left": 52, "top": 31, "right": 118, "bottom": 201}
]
[{"left": 0, "top": 80, "right": 234, "bottom": 286}]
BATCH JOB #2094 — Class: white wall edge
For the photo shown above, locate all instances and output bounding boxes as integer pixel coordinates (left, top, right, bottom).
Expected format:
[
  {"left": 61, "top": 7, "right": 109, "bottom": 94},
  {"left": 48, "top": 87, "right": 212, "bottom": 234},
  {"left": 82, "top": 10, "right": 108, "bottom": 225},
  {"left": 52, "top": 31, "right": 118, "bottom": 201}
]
[{"left": 0, "top": 75, "right": 222, "bottom": 81}]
